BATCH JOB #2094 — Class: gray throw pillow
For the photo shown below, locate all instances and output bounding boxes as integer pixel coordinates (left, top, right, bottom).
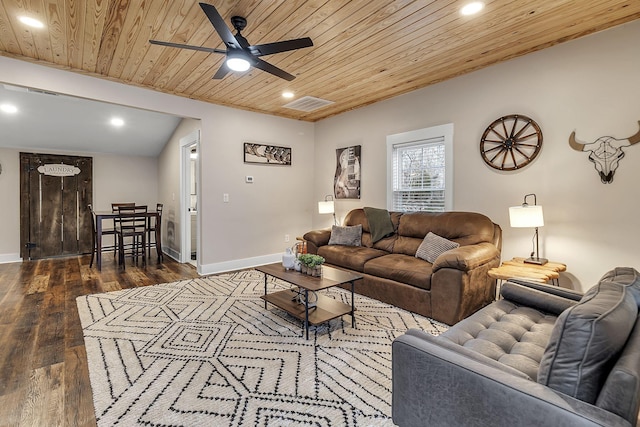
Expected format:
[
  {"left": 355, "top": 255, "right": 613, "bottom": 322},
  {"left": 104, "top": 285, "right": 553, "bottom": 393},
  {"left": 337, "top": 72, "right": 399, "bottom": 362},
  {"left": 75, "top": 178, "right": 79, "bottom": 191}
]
[
  {"left": 415, "top": 232, "right": 459, "bottom": 263},
  {"left": 328, "top": 224, "right": 362, "bottom": 246},
  {"left": 537, "top": 279, "right": 638, "bottom": 404}
]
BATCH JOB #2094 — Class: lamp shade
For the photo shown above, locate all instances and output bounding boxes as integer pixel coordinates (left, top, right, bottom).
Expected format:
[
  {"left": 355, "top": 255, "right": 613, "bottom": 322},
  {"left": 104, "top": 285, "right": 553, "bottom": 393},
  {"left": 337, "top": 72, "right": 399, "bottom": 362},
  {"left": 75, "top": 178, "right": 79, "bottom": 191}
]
[
  {"left": 318, "top": 200, "right": 335, "bottom": 214},
  {"left": 509, "top": 205, "right": 544, "bottom": 228}
]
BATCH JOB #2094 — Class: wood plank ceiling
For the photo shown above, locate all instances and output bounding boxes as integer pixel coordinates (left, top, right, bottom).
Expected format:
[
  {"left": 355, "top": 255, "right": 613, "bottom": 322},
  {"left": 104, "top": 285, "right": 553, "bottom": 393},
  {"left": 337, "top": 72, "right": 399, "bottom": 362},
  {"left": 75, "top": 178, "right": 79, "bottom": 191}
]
[{"left": 1, "top": 1, "right": 639, "bottom": 122}]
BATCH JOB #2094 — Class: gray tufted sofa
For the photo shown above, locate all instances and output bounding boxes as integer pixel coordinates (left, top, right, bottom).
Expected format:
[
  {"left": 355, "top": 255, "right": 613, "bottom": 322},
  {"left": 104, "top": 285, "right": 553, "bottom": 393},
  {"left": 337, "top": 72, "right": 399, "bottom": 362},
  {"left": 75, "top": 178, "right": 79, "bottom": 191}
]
[{"left": 392, "top": 267, "right": 640, "bottom": 427}]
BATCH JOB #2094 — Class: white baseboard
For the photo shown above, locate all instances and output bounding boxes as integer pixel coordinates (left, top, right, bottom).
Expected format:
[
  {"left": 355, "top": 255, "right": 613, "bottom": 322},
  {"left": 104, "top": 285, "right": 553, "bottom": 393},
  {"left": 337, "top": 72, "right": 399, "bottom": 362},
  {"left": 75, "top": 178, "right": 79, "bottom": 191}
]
[
  {"left": 199, "top": 253, "right": 281, "bottom": 276},
  {"left": 0, "top": 253, "right": 22, "bottom": 264},
  {"left": 162, "top": 246, "right": 180, "bottom": 262}
]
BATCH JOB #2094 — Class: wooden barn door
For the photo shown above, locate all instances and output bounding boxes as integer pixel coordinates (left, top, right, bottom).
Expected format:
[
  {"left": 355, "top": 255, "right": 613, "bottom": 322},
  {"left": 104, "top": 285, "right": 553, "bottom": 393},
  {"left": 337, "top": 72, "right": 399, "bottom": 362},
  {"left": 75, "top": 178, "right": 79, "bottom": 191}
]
[{"left": 20, "top": 153, "right": 93, "bottom": 260}]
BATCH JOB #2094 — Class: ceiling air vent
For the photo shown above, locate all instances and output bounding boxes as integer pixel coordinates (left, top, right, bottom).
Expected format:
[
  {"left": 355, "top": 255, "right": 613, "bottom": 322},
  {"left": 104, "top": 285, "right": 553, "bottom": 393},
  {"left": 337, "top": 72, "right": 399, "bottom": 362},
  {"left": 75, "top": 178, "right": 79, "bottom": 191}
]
[
  {"left": 284, "top": 96, "right": 334, "bottom": 112},
  {"left": 28, "top": 88, "right": 60, "bottom": 96}
]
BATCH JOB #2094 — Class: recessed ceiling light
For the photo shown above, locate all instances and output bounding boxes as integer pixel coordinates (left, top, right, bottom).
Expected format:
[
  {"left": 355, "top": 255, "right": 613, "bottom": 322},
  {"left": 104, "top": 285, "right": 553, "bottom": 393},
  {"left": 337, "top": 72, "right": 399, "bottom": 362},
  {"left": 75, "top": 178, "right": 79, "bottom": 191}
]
[
  {"left": 282, "top": 91, "right": 294, "bottom": 99},
  {"left": 0, "top": 104, "right": 18, "bottom": 114},
  {"left": 460, "top": 2, "right": 484, "bottom": 16},
  {"left": 110, "top": 117, "right": 124, "bottom": 127},
  {"left": 18, "top": 16, "right": 44, "bottom": 28}
]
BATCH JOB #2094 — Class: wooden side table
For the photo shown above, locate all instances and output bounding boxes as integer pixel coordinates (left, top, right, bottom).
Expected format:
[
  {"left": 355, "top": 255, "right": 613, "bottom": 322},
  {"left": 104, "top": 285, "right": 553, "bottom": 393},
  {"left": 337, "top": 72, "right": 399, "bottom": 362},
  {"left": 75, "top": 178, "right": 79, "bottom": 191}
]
[{"left": 489, "top": 258, "right": 567, "bottom": 296}]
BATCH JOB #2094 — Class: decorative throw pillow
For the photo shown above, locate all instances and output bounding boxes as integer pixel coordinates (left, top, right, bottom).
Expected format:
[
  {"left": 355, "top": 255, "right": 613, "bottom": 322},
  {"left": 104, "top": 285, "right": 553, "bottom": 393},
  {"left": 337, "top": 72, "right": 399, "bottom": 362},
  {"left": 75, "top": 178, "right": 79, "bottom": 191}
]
[
  {"left": 415, "top": 232, "right": 459, "bottom": 263},
  {"left": 328, "top": 224, "right": 362, "bottom": 246},
  {"left": 537, "top": 280, "right": 638, "bottom": 404}
]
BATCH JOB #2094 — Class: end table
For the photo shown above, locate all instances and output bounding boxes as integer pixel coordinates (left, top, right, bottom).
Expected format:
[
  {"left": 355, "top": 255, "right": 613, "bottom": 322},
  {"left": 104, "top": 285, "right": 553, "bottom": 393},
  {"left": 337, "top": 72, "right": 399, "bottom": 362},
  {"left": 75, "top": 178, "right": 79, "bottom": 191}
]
[{"left": 489, "top": 257, "right": 567, "bottom": 296}]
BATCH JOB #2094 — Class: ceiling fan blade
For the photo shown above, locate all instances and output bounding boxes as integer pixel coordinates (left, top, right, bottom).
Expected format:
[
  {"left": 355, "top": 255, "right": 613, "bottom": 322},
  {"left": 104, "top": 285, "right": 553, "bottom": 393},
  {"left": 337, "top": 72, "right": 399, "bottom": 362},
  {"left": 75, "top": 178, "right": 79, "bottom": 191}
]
[
  {"left": 212, "top": 62, "right": 230, "bottom": 80},
  {"left": 249, "top": 37, "right": 313, "bottom": 57},
  {"left": 149, "top": 39, "right": 226, "bottom": 54},
  {"left": 199, "top": 3, "right": 241, "bottom": 50},
  {"left": 253, "top": 58, "right": 296, "bottom": 81}
]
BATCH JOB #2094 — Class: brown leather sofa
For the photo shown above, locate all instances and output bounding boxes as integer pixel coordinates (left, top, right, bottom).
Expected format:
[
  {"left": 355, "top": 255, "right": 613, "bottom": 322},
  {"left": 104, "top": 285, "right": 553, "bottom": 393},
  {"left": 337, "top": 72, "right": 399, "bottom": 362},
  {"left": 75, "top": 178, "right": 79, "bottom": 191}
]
[{"left": 303, "top": 208, "right": 502, "bottom": 325}]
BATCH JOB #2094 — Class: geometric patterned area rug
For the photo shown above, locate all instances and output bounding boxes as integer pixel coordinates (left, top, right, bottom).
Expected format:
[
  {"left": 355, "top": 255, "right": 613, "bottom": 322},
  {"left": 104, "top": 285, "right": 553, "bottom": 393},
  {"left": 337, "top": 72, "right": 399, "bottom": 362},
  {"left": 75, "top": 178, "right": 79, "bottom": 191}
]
[{"left": 76, "top": 269, "right": 447, "bottom": 426}]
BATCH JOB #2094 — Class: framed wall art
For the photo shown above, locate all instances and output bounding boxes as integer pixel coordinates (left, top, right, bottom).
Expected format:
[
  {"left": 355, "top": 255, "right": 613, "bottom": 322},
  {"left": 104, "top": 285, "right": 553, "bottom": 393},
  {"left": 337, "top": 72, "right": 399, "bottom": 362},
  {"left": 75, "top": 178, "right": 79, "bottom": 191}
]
[
  {"left": 334, "top": 145, "right": 361, "bottom": 199},
  {"left": 244, "top": 142, "right": 291, "bottom": 165}
]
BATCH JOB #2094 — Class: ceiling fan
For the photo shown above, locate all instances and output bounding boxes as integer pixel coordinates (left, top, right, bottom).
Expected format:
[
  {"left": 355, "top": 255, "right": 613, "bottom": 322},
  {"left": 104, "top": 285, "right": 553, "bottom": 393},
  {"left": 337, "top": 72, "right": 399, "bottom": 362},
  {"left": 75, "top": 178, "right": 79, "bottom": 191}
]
[{"left": 149, "top": 2, "right": 313, "bottom": 81}]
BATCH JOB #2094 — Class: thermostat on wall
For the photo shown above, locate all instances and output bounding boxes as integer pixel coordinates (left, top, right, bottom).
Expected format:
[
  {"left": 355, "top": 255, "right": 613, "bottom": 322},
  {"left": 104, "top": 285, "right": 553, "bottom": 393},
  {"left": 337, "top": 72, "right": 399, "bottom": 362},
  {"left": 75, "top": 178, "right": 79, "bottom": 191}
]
[{"left": 245, "top": 175, "right": 254, "bottom": 183}]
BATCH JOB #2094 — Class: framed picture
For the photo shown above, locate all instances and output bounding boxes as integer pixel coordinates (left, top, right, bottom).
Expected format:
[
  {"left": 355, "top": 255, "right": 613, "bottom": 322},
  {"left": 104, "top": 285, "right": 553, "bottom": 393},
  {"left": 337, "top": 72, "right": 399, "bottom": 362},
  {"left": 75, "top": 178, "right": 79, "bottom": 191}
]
[
  {"left": 334, "top": 145, "right": 361, "bottom": 199},
  {"left": 243, "top": 142, "right": 291, "bottom": 165}
]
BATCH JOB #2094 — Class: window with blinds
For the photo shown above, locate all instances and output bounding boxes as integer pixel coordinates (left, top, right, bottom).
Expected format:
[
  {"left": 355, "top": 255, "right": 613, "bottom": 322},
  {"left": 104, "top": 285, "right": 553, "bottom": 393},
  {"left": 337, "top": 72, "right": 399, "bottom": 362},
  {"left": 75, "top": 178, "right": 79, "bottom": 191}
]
[{"left": 387, "top": 123, "right": 453, "bottom": 212}]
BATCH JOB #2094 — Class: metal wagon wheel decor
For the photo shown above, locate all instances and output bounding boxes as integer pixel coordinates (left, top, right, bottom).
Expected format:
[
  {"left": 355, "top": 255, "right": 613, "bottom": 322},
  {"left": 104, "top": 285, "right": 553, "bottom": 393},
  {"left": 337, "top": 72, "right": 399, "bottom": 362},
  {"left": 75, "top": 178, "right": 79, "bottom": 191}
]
[{"left": 480, "top": 114, "right": 543, "bottom": 171}]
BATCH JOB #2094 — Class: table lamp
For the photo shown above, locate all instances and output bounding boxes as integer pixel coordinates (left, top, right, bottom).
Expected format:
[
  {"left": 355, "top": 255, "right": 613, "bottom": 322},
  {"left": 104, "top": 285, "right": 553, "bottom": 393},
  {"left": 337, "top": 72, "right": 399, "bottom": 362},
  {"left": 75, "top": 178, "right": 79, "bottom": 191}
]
[
  {"left": 318, "top": 195, "right": 337, "bottom": 225},
  {"left": 509, "top": 193, "right": 548, "bottom": 265}
]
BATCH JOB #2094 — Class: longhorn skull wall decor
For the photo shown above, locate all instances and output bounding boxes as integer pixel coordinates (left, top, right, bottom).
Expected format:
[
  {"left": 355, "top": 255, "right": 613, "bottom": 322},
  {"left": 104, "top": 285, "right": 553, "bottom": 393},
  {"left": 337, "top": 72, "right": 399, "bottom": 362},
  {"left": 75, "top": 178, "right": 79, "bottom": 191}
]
[{"left": 568, "top": 121, "right": 640, "bottom": 184}]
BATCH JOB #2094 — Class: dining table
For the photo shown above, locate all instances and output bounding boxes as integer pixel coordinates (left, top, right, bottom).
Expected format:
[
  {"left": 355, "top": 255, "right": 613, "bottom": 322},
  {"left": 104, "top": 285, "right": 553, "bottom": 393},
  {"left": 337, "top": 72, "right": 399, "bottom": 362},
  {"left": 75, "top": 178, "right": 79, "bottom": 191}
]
[{"left": 94, "top": 210, "right": 163, "bottom": 270}]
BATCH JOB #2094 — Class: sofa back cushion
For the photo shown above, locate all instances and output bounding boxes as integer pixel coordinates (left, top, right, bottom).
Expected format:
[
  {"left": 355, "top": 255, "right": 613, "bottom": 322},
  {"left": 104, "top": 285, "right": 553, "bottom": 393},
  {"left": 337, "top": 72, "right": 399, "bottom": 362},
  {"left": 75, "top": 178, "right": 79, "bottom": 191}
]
[
  {"left": 393, "top": 211, "right": 496, "bottom": 256},
  {"left": 537, "top": 276, "right": 638, "bottom": 404}
]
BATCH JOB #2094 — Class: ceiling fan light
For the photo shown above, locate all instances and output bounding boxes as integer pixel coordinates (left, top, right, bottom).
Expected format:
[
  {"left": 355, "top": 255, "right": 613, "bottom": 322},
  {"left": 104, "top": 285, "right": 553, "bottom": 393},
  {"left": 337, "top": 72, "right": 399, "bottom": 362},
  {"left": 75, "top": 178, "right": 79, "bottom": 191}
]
[{"left": 227, "top": 57, "right": 250, "bottom": 72}]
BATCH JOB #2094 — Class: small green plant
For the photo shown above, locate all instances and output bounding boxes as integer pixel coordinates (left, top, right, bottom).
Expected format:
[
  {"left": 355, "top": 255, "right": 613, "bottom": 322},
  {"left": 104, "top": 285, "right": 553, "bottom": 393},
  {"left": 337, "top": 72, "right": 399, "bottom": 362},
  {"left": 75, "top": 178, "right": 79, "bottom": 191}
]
[{"left": 298, "top": 254, "right": 325, "bottom": 268}]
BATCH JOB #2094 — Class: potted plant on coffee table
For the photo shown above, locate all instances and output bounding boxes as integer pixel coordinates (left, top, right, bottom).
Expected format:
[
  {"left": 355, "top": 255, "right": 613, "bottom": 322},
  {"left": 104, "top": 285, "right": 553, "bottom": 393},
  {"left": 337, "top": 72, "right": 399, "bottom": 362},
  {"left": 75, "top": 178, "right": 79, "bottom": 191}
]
[{"left": 298, "top": 254, "right": 325, "bottom": 277}]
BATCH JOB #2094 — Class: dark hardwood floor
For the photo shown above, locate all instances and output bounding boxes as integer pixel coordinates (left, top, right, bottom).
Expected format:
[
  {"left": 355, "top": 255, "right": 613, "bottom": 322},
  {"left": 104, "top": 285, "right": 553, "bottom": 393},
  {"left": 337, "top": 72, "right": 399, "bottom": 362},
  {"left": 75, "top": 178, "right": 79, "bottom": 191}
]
[{"left": 0, "top": 253, "right": 199, "bottom": 426}]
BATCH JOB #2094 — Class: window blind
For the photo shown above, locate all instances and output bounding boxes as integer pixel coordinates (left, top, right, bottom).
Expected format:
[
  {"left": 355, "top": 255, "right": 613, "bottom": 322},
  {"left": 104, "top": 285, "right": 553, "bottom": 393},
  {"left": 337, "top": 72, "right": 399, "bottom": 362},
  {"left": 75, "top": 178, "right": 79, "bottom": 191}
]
[{"left": 392, "top": 137, "right": 446, "bottom": 212}]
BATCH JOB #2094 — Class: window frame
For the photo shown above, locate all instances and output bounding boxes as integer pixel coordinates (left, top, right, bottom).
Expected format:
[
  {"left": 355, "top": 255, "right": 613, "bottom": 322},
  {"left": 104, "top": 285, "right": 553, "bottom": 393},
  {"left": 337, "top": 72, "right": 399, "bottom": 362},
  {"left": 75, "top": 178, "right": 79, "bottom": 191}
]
[{"left": 386, "top": 123, "right": 454, "bottom": 212}]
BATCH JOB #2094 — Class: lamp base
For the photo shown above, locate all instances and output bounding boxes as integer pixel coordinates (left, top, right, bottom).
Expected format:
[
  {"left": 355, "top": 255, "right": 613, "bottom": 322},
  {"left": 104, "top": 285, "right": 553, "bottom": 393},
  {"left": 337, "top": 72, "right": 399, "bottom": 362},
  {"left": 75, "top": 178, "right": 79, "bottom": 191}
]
[{"left": 524, "top": 257, "right": 548, "bottom": 265}]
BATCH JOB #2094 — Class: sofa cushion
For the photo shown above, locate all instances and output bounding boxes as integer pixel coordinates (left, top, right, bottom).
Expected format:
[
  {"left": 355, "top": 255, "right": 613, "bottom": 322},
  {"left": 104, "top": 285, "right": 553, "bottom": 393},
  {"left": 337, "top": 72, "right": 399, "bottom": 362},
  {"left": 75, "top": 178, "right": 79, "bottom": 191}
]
[
  {"left": 317, "top": 245, "right": 387, "bottom": 273},
  {"left": 537, "top": 278, "right": 638, "bottom": 404},
  {"left": 328, "top": 224, "right": 362, "bottom": 246},
  {"left": 363, "top": 254, "right": 433, "bottom": 291},
  {"left": 600, "top": 266, "right": 640, "bottom": 307},
  {"left": 440, "top": 298, "right": 557, "bottom": 380},
  {"left": 415, "top": 232, "right": 459, "bottom": 263},
  {"left": 392, "top": 212, "right": 495, "bottom": 256}
]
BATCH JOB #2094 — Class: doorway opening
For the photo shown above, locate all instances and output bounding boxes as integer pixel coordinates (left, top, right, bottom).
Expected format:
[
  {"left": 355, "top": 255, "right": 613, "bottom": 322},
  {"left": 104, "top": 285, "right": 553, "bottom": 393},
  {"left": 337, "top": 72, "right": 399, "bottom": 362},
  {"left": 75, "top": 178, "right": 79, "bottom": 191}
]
[{"left": 180, "top": 130, "right": 200, "bottom": 268}]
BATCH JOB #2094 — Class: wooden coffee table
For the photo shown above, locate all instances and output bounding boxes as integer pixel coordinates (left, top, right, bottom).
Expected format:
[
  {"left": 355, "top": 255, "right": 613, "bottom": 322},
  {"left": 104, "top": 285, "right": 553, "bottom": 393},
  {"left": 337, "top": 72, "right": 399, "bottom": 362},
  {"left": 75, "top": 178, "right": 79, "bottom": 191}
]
[{"left": 256, "top": 263, "right": 362, "bottom": 339}]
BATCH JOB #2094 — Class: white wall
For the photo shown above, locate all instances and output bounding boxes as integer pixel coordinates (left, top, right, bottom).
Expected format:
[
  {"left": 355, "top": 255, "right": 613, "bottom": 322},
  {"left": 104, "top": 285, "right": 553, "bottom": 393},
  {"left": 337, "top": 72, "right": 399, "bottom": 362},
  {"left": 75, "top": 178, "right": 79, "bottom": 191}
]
[
  {"left": 93, "top": 154, "right": 159, "bottom": 210},
  {"left": 314, "top": 20, "right": 640, "bottom": 291},
  {"left": 0, "top": 148, "right": 21, "bottom": 262},
  {"left": 0, "top": 56, "right": 315, "bottom": 272}
]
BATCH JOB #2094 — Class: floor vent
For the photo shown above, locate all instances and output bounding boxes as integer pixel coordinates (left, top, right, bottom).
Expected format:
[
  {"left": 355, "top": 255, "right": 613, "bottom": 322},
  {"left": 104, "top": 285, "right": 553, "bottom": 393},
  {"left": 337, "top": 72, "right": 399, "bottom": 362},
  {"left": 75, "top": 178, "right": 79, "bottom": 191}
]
[{"left": 284, "top": 96, "right": 334, "bottom": 112}]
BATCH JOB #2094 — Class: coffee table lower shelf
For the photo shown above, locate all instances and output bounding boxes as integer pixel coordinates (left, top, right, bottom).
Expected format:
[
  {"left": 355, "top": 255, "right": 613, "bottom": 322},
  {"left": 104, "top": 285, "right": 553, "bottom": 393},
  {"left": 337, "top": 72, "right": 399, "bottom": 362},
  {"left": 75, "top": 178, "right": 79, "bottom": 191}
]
[{"left": 261, "top": 289, "right": 354, "bottom": 326}]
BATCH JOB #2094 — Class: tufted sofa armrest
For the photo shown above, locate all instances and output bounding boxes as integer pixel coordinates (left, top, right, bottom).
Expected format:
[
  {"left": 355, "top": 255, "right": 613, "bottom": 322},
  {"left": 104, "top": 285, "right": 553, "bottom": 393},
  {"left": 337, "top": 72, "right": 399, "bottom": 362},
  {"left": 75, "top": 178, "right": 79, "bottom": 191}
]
[
  {"left": 432, "top": 242, "right": 499, "bottom": 272},
  {"left": 506, "top": 278, "right": 584, "bottom": 301},
  {"left": 392, "top": 329, "right": 632, "bottom": 427},
  {"left": 500, "top": 280, "right": 581, "bottom": 315}
]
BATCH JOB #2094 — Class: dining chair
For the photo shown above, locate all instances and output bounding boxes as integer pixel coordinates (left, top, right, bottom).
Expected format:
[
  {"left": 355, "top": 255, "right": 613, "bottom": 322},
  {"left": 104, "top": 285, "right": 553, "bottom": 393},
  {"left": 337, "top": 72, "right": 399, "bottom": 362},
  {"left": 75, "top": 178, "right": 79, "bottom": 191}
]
[
  {"left": 111, "top": 202, "right": 135, "bottom": 255},
  {"left": 114, "top": 205, "right": 147, "bottom": 269},
  {"left": 146, "top": 203, "right": 164, "bottom": 261},
  {"left": 89, "top": 204, "right": 121, "bottom": 268},
  {"left": 88, "top": 204, "right": 98, "bottom": 268}
]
